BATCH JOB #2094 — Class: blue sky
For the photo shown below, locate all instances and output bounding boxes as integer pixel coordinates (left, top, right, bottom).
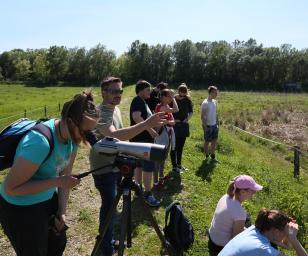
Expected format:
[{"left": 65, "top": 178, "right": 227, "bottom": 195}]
[{"left": 1, "top": 0, "right": 308, "bottom": 55}]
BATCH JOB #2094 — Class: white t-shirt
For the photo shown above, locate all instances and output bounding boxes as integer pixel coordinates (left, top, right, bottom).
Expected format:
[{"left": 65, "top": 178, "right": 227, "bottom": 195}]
[
  {"left": 209, "top": 194, "right": 247, "bottom": 246},
  {"left": 201, "top": 99, "right": 217, "bottom": 126}
]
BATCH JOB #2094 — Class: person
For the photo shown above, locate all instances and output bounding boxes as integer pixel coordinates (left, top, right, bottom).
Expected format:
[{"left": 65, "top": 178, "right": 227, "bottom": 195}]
[
  {"left": 0, "top": 92, "right": 99, "bottom": 256},
  {"left": 208, "top": 175, "right": 263, "bottom": 255},
  {"left": 170, "top": 83, "right": 193, "bottom": 173},
  {"left": 201, "top": 85, "right": 219, "bottom": 161},
  {"left": 219, "top": 208, "right": 308, "bottom": 256},
  {"left": 130, "top": 80, "right": 162, "bottom": 207},
  {"left": 89, "top": 77, "right": 163, "bottom": 256},
  {"left": 153, "top": 89, "right": 178, "bottom": 188},
  {"left": 146, "top": 81, "right": 168, "bottom": 113}
]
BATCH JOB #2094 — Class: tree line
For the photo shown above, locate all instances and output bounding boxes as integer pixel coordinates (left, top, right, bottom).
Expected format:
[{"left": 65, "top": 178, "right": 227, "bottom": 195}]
[{"left": 0, "top": 39, "right": 307, "bottom": 91}]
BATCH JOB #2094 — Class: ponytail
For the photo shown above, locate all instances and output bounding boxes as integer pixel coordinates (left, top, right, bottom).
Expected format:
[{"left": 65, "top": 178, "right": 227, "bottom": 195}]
[{"left": 227, "top": 181, "right": 236, "bottom": 197}]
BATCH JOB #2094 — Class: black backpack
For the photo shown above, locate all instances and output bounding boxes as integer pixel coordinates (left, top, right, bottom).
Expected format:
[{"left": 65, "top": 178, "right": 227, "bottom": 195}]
[
  {"left": 0, "top": 118, "right": 54, "bottom": 171},
  {"left": 164, "top": 201, "right": 194, "bottom": 253}
]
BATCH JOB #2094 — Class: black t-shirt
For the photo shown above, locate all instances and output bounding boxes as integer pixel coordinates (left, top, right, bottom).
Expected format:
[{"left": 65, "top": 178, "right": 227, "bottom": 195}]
[
  {"left": 173, "top": 96, "right": 193, "bottom": 121},
  {"left": 130, "top": 96, "right": 153, "bottom": 142},
  {"left": 146, "top": 90, "right": 160, "bottom": 113}
]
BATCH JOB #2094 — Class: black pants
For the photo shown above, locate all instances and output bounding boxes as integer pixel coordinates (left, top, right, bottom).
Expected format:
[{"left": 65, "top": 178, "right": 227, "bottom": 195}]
[
  {"left": 0, "top": 193, "right": 66, "bottom": 256},
  {"left": 208, "top": 235, "right": 224, "bottom": 256},
  {"left": 170, "top": 136, "right": 186, "bottom": 168}
]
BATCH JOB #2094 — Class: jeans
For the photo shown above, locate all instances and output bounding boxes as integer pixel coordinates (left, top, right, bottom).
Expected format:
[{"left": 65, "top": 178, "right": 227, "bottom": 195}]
[
  {"left": 170, "top": 136, "right": 186, "bottom": 168},
  {"left": 93, "top": 172, "right": 121, "bottom": 256}
]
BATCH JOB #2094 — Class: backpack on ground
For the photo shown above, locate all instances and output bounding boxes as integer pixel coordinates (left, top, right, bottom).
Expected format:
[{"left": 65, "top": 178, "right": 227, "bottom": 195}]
[
  {"left": 163, "top": 201, "right": 194, "bottom": 253},
  {"left": 0, "top": 118, "right": 54, "bottom": 171}
]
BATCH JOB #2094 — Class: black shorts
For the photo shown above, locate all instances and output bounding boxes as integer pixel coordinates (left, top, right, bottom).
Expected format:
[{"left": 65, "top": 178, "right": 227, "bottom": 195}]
[{"left": 136, "top": 159, "right": 156, "bottom": 172}]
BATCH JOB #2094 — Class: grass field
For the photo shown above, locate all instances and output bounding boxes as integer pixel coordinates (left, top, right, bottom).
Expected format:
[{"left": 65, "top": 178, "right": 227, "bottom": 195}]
[{"left": 0, "top": 84, "right": 307, "bottom": 256}]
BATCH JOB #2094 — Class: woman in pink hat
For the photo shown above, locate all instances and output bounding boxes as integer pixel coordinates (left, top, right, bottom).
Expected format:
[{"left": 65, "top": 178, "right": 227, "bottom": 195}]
[{"left": 208, "top": 175, "right": 263, "bottom": 255}]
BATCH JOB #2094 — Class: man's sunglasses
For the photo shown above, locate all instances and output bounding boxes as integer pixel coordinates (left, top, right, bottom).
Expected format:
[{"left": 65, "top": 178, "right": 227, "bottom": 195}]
[{"left": 104, "top": 89, "right": 124, "bottom": 95}]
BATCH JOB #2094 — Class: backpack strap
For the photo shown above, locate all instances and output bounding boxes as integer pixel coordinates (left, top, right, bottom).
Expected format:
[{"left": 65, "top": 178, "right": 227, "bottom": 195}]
[
  {"left": 165, "top": 201, "right": 180, "bottom": 227},
  {"left": 30, "top": 123, "right": 54, "bottom": 164}
]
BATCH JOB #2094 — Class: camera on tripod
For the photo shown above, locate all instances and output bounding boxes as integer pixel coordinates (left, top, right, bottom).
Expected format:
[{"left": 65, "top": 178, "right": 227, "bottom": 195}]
[
  {"left": 113, "top": 155, "right": 137, "bottom": 178},
  {"left": 77, "top": 134, "right": 167, "bottom": 179}
]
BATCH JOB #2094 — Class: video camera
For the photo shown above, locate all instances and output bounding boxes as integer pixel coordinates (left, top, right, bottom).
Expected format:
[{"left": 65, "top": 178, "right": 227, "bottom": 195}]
[{"left": 77, "top": 133, "right": 167, "bottom": 179}]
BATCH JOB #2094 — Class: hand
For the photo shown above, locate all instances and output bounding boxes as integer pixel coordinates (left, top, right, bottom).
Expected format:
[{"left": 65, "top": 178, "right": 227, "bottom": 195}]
[
  {"left": 145, "top": 112, "right": 164, "bottom": 128},
  {"left": 285, "top": 222, "right": 299, "bottom": 242},
  {"left": 57, "top": 175, "right": 80, "bottom": 189},
  {"left": 163, "top": 105, "right": 173, "bottom": 113},
  {"left": 54, "top": 214, "right": 67, "bottom": 232}
]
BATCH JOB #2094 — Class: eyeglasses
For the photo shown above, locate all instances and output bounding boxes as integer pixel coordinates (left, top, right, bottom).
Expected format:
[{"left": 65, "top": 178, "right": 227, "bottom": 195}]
[{"left": 104, "top": 89, "right": 124, "bottom": 95}]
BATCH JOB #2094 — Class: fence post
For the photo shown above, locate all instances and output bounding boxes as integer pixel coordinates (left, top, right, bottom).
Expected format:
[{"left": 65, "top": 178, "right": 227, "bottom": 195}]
[
  {"left": 44, "top": 105, "right": 47, "bottom": 117},
  {"left": 293, "top": 146, "right": 300, "bottom": 178},
  {"left": 24, "top": 110, "right": 27, "bottom": 118}
]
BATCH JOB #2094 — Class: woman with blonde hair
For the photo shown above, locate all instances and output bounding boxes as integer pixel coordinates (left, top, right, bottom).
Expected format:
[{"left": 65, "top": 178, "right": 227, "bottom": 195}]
[{"left": 208, "top": 175, "right": 263, "bottom": 255}]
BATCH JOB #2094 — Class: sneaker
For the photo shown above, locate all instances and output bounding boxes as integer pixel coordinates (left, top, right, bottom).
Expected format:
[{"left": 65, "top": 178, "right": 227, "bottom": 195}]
[
  {"left": 172, "top": 167, "right": 183, "bottom": 174},
  {"left": 143, "top": 192, "right": 160, "bottom": 207},
  {"left": 178, "top": 165, "right": 188, "bottom": 171}
]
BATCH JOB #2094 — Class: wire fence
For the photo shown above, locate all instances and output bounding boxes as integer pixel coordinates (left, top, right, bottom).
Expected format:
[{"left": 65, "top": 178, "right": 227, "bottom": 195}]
[
  {"left": 229, "top": 124, "right": 308, "bottom": 177},
  {"left": 0, "top": 104, "right": 62, "bottom": 130}
]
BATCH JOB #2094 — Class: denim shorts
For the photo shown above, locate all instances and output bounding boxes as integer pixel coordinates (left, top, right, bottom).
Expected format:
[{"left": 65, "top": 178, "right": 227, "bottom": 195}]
[
  {"left": 204, "top": 124, "right": 219, "bottom": 142},
  {"left": 136, "top": 159, "right": 155, "bottom": 172}
]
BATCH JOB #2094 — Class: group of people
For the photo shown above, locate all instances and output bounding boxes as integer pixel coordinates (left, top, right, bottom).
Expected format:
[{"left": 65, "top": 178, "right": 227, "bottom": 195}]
[
  {"left": 0, "top": 77, "right": 306, "bottom": 256},
  {"left": 208, "top": 175, "right": 306, "bottom": 256},
  {"left": 90, "top": 78, "right": 194, "bottom": 255}
]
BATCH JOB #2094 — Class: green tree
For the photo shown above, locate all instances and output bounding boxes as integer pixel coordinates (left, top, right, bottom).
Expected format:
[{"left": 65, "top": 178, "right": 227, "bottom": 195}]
[{"left": 46, "top": 46, "right": 69, "bottom": 83}]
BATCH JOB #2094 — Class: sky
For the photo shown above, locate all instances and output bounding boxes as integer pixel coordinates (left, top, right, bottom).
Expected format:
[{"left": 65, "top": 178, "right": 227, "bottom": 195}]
[{"left": 1, "top": 0, "right": 308, "bottom": 55}]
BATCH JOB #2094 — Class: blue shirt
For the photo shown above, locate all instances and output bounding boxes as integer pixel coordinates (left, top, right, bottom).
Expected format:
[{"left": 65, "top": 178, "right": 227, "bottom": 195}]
[
  {"left": 0, "top": 119, "right": 77, "bottom": 205},
  {"left": 218, "top": 226, "right": 280, "bottom": 256}
]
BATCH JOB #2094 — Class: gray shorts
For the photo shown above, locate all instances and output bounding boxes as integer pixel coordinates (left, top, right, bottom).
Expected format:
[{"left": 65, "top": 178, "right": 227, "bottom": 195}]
[{"left": 204, "top": 124, "right": 219, "bottom": 142}]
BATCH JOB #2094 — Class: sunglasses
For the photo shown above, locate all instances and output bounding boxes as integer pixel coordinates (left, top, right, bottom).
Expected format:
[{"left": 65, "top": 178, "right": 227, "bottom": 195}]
[{"left": 104, "top": 89, "right": 124, "bottom": 95}]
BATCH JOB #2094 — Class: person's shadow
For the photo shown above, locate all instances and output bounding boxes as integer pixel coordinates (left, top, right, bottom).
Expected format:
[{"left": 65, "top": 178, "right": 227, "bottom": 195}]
[{"left": 195, "top": 159, "right": 217, "bottom": 182}]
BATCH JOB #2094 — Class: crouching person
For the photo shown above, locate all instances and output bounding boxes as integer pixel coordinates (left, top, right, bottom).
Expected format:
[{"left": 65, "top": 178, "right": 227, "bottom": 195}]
[
  {"left": 0, "top": 92, "right": 99, "bottom": 256},
  {"left": 219, "top": 208, "right": 307, "bottom": 256}
]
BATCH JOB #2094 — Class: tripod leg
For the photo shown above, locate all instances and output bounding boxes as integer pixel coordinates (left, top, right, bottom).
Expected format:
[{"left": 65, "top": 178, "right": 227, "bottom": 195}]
[
  {"left": 127, "top": 189, "right": 132, "bottom": 248},
  {"left": 91, "top": 190, "right": 122, "bottom": 256},
  {"left": 118, "top": 188, "right": 130, "bottom": 256},
  {"left": 133, "top": 184, "right": 175, "bottom": 256}
]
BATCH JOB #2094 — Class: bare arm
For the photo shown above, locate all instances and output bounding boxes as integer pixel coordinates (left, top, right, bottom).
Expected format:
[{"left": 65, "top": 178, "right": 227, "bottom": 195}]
[
  {"left": 4, "top": 157, "right": 79, "bottom": 196},
  {"left": 169, "top": 97, "right": 179, "bottom": 113},
  {"left": 99, "top": 112, "right": 163, "bottom": 141},
  {"left": 232, "top": 220, "right": 246, "bottom": 238},
  {"left": 285, "top": 223, "right": 308, "bottom": 256},
  {"left": 132, "top": 111, "right": 158, "bottom": 138},
  {"left": 201, "top": 104, "right": 207, "bottom": 125},
  {"left": 57, "top": 150, "right": 77, "bottom": 216}
]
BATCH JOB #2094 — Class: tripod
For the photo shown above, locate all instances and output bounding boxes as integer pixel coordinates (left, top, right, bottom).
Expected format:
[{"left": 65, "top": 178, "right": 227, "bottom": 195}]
[{"left": 90, "top": 176, "right": 175, "bottom": 256}]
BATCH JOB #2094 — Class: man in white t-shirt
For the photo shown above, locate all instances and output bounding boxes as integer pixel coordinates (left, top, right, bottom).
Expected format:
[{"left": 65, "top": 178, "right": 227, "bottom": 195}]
[{"left": 201, "top": 86, "right": 219, "bottom": 160}]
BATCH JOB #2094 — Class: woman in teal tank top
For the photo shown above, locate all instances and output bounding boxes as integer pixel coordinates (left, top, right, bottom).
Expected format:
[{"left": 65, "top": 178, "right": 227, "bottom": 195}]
[{"left": 0, "top": 92, "right": 99, "bottom": 256}]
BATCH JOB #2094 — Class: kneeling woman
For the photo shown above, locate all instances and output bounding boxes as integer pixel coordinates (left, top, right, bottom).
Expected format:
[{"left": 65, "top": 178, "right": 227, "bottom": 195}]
[
  {"left": 208, "top": 175, "right": 263, "bottom": 255},
  {"left": 0, "top": 92, "right": 99, "bottom": 256}
]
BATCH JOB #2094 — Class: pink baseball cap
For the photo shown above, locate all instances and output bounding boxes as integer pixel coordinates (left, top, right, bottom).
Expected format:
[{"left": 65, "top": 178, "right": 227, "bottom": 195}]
[{"left": 234, "top": 175, "right": 263, "bottom": 191}]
